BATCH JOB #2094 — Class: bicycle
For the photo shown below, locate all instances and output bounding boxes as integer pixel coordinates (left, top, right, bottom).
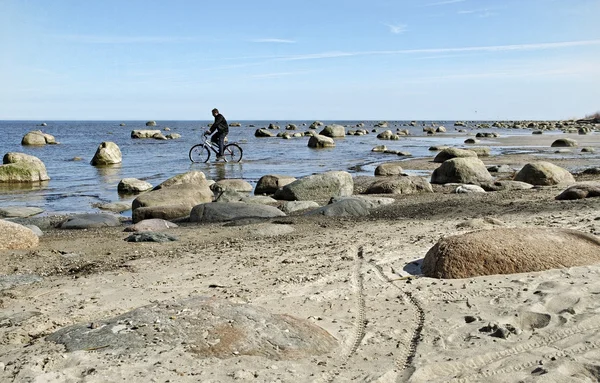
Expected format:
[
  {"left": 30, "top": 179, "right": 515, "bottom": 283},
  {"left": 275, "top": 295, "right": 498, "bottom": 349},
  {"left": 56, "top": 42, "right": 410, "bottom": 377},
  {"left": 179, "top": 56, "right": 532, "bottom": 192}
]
[{"left": 189, "top": 131, "right": 243, "bottom": 163}]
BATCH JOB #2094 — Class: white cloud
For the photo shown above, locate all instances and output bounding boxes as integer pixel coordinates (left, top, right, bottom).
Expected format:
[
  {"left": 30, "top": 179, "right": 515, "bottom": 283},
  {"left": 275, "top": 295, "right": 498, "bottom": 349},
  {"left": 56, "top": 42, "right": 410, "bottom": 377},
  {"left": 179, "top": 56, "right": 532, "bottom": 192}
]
[
  {"left": 384, "top": 23, "right": 408, "bottom": 34},
  {"left": 251, "top": 38, "right": 296, "bottom": 43},
  {"left": 277, "top": 39, "right": 600, "bottom": 61}
]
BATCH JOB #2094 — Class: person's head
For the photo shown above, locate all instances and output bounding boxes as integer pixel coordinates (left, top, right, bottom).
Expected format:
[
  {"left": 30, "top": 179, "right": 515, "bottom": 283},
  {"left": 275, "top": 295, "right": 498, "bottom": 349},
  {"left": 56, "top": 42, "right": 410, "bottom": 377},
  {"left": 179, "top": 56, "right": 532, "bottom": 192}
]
[{"left": 212, "top": 108, "right": 219, "bottom": 117}]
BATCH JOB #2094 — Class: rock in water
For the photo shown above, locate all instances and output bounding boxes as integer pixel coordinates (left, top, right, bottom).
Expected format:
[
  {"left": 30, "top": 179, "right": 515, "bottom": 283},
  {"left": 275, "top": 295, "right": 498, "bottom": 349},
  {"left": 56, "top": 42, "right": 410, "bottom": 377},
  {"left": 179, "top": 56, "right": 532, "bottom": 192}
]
[{"left": 423, "top": 228, "right": 600, "bottom": 279}]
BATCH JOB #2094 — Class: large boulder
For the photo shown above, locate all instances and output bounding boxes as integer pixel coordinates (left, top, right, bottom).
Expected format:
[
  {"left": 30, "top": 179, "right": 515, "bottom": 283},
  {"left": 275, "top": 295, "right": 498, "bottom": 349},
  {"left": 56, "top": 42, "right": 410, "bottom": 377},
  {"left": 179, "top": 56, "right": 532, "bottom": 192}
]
[
  {"left": 374, "top": 162, "right": 403, "bottom": 176},
  {"left": 190, "top": 202, "right": 286, "bottom": 223},
  {"left": 274, "top": 171, "right": 353, "bottom": 201},
  {"left": 145, "top": 121, "right": 157, "bottom": 126},
  {"left": 46, "top": 297, "right": 337, "bottom": 359},
  {"left": 431, "top": 157, "right": 493, "bottom": 185},
  {"left": 132, "top": 182, "right": 213, "bottom": 223},
  {"left": 58, "top": 214, "right": 122, "bottom": 230},
  {"left": 555, "top": 182, "right": 600, "bottom": 200},
  {"left": 433, "top": 148, "right": 478, "bottom": 163},
  {"left": 514, "top": 161, "right": 575, "bottom": 186},
  {"left": 365, "top": 176, "right": 433, "bottom": 194},
  {"left": 91, "top": 142, "right": 122, "bottom": 166},
  {"left": 423, "top": 228, "right": 600, "bottom": 279},
  {"left": 0, "top": 152, "right": 50, "bottom": 183},
  {"left": 21, "top": 130, "right": 57, "bottom": 145},
  {"left": 255, "top": 174, "right": 297, "bottom": 195},
  {"left": 319, "top": 124, "right": 346, "bottom": 138},
  {"left": 0, "top": 219, "right": 39, "bottom": 250},
  {"left": 307, "top": 134, "right": 335, "bottom": 148},
  {"left": 118, "top": 178, "right": 153, "bottom": 194},
  {"left": 280, "top": 201, "right": 320, "bottom": 214}
]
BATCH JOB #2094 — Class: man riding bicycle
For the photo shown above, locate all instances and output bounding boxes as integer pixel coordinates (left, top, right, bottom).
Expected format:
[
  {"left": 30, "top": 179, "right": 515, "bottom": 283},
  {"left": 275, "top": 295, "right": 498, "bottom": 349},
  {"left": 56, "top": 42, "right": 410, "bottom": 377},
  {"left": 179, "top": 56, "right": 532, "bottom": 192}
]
[{"left": 204, "top": 108, "right": 229, "bottom": 160}]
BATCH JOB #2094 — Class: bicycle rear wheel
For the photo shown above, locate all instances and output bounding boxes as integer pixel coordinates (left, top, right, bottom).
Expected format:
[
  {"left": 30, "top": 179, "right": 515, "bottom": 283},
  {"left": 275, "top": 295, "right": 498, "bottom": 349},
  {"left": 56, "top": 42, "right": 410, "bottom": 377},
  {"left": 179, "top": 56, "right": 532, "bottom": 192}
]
[
  {"left": 223, "top": 143, "right": 243, "bottom": 162},
  {"left": 189, "top": 144, "right": 210, "bottom": 163}
]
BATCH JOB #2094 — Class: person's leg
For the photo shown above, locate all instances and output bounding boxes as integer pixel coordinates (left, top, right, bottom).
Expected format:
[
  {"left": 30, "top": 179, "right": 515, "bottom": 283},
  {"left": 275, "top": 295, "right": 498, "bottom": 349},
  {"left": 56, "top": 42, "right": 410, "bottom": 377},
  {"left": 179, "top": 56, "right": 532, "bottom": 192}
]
[{"left": 217, "top": 134, "right": 225, "bottom": 156}]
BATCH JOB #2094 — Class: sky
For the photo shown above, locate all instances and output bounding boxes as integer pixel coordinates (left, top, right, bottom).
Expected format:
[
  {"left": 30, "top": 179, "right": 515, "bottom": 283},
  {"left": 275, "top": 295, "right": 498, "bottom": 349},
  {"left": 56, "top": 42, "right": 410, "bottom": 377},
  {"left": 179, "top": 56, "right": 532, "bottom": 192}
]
[{"left": 1, "top": 0, "right": 600, "bottom": 121}]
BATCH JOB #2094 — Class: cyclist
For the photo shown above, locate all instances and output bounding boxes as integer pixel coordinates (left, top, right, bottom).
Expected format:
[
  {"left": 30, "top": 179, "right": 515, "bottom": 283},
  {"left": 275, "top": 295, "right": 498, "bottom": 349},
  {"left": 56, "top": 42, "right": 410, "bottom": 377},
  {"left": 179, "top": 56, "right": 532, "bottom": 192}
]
[{"left": 204, "top": 108, "right": 229, "bottom": 160}]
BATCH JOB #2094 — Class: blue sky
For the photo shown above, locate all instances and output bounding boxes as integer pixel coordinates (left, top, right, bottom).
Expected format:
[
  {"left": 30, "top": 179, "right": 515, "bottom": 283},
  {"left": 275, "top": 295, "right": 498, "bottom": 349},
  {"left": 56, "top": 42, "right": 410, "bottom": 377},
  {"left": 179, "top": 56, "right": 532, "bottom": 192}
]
[{"left": 1, "top": 0, "right": 599, "bottom": 120}]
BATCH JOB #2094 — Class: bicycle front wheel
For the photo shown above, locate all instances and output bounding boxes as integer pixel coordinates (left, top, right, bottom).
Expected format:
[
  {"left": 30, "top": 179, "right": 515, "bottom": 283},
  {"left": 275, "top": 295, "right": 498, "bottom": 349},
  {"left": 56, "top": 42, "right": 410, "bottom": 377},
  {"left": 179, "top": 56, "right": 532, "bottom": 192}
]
[
  {"left": 223, "top": 143, "right": 243, "bottom": 162},
  {"left": 189, "top": 144, "right": 210, "bottom": 163}
]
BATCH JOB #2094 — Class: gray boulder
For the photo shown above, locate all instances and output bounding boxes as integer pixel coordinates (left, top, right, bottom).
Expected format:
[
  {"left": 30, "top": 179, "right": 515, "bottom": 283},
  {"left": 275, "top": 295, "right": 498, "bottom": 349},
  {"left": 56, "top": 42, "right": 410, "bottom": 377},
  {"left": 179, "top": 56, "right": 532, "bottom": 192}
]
[
  {"left": 365, "top": 176, "right": 433, "bottom": 195},
  {"left": 46, "top": 297, "right": 337, "bottom": 359},
  {"left": 555, "top": 182, "right": 600, "bottom": 200},
  {"left": 255, "top": 174, "right": 297, "bottom": 195},
  {"left": 551, "top": 138, "right": 578, "bottom": 147},
  {"left": 0, "top": 219, "right": 39, "bottom": 250},
  {"left": 306, "top": 198, "right": 371, "bottom": 217},
  {"left": 240, "top": 195, "right": 278, "bottom": 205},
  {"left": 423, "top": 228, "right": 600, "bottom": 279},
  {"left": 0, "top": 152, "right": 50, "bottom": 183},
  {"left": 309, "top": 121, "right": 323, "bottom": 129},
  {"left": 330, "top": 195, "right": 395, "bottom": 209},
  {"left": 433, "top": 148, "right": 478, "bottom": 163},
  {"left": 132, "top": 204, "right": 193, "bottom": 223},
  {"left": 190, "top": 202, "right": 286, "bottom": 223},
  {"left": 466, "top": 147, "right": 491, "bottom": 157},
  {"left": 431, "top": 157, "right": 493, "bottom": 185},
  {"left": 307, "top": 134, "right": 335, "bottom": 148},
  {"left": 274, "top": 171, "right": 353, "bottom": 201},
  {"left": 145, "top": 121, "right": 157, "bottom": 126},
  {"left": 91, "top": 141, "right": 122, "bottom": 166},
  {"left": 59, "top": 214, "right": 121, "bottom": 230},
  {"left": 319, "top": 124, "right": 346, "bottom": 138},
  {"left": 374, "top": 162, "right": 404, "bottom": 176},
  {"left": 514, "top": 162, "right": 575, "bottom": 186},
  {"left": 118, "top": 178, "right": 153, "bottom": 194}
]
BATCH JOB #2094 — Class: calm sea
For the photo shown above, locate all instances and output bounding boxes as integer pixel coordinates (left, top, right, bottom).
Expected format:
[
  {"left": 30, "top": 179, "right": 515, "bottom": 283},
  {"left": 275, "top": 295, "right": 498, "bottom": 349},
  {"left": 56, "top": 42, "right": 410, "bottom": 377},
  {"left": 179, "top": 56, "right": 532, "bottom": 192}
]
[{"left": 0, "top": 120, "right": 557, "bottom": 216}]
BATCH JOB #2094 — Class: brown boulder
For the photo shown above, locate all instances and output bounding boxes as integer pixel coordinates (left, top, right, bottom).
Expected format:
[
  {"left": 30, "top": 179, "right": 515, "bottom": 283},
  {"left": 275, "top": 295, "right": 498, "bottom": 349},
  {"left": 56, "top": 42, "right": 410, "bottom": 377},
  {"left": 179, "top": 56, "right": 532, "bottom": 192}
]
[
  {"left": 555, "top": 182, "right": 600, "bottom": 200},
  {"left": 0, "top": 219, "right": 39, "bottom": 250},
  {"left": 423, "top": 228, "right": 600, "bottom": 279}
]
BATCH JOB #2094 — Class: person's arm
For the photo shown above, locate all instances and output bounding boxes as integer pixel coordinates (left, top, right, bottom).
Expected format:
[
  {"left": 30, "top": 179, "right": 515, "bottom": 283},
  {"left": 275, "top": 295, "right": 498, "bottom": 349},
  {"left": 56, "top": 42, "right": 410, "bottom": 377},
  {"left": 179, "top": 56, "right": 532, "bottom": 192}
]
[{"left": 210, "top": 114, "right": 225, "bottom": 133}]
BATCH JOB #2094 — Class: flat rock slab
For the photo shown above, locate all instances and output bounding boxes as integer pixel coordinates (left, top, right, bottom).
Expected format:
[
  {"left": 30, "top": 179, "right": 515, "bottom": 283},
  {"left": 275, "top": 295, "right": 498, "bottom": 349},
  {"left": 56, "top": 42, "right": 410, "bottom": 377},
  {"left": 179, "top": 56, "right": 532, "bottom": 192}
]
[
  {"left": 59, "top": 214, "right": 121, "bottom": 229},
  {"left": 0, "top": 274, "right": 42, "bottom": 291},
  {"left": 46, "top": 297, "right": 338, "bottom": 360},
  {"left": 423, "top": 228, "right": 600, "bottom": 279},
  {"left": 0, "top": 206, "right": 44, "bottom": 218},
  {"left": 125, "top": 232, "right": 178, "bottom": 242},
  {"left": 190, "top": 202, "right": 286, "bottom": 223},
  {"left": 305, "top": 198, "right": 371, "bottom": 217},
  {"left": 124, "top": 219, "right": 178, "bottom": 232}
]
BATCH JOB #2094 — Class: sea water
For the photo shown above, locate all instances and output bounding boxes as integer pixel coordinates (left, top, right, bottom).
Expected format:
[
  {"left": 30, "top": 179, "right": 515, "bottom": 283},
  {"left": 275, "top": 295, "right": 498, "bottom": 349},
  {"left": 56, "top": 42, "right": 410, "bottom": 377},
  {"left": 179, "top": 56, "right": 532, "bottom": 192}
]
[{"left": 0, "top": 120, "right": 554, "bottom": 215}]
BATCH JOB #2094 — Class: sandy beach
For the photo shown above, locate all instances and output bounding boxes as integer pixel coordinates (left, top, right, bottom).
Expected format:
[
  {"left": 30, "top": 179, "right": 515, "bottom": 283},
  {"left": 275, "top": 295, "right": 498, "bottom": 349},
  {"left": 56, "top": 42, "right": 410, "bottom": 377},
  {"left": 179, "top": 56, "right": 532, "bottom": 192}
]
[{"left": 2, "top": 132, "right": 600, "bottom": 383}]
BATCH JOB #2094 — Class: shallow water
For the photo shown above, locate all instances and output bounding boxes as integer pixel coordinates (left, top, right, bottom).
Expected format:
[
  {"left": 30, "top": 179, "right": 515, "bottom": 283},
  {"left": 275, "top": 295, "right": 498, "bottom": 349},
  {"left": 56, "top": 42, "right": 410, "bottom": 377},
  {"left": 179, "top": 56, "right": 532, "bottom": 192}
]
[{"left": 0, "top": 120, "right": 587, "bottom": 215}]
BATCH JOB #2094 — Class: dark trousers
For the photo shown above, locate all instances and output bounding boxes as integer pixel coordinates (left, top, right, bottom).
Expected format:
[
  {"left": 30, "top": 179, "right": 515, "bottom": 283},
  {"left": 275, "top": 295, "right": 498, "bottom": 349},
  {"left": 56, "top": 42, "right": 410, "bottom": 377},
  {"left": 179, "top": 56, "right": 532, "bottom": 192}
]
[{"left": 211, "top": 132, "right": 226, "bottom": 156}]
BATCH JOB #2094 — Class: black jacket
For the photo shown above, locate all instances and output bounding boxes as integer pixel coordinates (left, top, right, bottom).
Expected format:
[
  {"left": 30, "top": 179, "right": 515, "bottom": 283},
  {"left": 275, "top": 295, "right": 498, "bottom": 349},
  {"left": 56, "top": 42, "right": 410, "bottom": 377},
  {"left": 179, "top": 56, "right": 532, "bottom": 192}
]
[{"left": 209, "top": 114, "right": 229, "bottom": 134}]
